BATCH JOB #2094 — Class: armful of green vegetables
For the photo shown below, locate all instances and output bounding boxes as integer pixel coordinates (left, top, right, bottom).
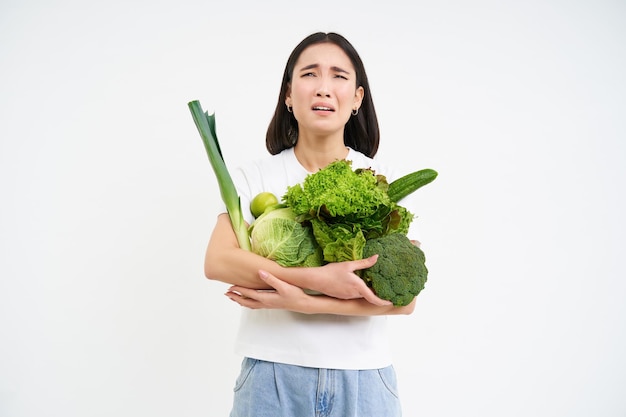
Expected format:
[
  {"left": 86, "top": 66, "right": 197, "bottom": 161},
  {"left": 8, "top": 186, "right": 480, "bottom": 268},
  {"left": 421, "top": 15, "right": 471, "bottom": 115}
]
[{"left": 250, "top": 160, "right": 438, "bottom": 306}]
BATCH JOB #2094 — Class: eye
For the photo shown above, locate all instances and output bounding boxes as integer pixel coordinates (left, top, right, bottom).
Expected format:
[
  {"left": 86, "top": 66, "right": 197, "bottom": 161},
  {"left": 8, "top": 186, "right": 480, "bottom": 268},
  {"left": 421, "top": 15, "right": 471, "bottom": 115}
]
[
  {"left": 334, "top": 74, "right": 348, "bottom": 80},
  {"left": 301, "top": 72, "right": 316, "bottom": 77}
]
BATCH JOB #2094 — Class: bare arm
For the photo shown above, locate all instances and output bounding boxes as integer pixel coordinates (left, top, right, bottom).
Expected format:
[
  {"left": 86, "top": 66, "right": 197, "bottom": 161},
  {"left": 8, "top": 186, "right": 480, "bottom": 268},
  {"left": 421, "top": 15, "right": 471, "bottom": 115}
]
[
  {"left": 205, "top": 214, "right": 391, "bottom": 306},
  {"left": 226, "top": 269, "right": 416, "bottom": 316},
  {"left": 204, "top": 213, "right": 285, "bottom": 289}
]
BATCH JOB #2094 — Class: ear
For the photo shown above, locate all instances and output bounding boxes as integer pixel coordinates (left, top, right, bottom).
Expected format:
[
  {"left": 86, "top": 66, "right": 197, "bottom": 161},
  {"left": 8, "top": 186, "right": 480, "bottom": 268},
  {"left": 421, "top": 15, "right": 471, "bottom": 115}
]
[
  {"left": 354, "top": 86, "right": 364, "bottom": 110},
  {"left": 285, "top": 84, "right": 292, "bottom": 107}
]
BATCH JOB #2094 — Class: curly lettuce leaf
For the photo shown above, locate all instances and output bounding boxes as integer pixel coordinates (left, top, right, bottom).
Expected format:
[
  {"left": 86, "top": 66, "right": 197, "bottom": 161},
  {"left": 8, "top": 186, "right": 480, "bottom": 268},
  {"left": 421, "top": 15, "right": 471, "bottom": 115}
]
[
  {"left": 282, "top": 160, "right": 413, "bottom": 262},
  {"left": 285, "top": 160, "right": 391, "bottom": 219}
]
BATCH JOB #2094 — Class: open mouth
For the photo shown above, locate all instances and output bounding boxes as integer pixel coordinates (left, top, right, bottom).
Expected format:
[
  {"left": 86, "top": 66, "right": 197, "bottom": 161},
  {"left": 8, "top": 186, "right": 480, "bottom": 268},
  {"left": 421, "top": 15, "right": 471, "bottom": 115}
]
[{"left": 312, "top": 106, "right": 334, "bottom": 112}]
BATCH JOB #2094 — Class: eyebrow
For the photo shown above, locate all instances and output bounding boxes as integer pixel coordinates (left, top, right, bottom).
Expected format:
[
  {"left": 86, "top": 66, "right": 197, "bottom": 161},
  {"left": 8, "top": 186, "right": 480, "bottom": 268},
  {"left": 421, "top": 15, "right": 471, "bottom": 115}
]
[{"left": 298, "top": 63, "right": 350, "bottom": 74}]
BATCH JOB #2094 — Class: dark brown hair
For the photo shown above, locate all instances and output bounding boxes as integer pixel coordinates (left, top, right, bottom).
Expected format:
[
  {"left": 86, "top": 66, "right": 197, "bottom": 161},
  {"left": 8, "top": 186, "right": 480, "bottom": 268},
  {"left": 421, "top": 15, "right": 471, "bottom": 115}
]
[{"left": 265, "top": 32, "right": 380, "bottom": 157}]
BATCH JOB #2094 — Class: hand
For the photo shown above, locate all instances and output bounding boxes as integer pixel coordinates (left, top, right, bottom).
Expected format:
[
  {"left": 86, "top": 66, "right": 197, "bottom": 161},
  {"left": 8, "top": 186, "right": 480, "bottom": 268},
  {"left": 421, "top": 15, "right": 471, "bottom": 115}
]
[
  {"left": 225, "top": 270, "right": 311, "bottom": 313},
  {"left": 306, "top": 255, "right": 392, "bottom": 306}
]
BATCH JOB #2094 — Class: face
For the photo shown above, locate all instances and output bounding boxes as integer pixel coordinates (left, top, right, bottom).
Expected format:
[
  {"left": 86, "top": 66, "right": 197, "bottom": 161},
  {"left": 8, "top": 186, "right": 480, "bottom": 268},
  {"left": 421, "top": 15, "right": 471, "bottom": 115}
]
[{"left": 285, "top": 43, "right": 364, "bottom": 137}]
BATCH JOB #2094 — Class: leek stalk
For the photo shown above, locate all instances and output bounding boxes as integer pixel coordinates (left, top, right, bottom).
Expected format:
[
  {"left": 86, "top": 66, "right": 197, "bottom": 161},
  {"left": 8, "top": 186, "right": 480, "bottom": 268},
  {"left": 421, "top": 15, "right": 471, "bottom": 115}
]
[{"left": 188, "top": 100, "right": 251, "bottom": 251}]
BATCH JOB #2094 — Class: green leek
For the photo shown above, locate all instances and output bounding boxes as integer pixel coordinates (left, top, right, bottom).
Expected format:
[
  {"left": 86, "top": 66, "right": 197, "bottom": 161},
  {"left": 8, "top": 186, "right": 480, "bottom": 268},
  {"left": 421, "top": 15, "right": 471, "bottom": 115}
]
[{"left": 188, "top": 100, "right": 251, "bottom": 251}]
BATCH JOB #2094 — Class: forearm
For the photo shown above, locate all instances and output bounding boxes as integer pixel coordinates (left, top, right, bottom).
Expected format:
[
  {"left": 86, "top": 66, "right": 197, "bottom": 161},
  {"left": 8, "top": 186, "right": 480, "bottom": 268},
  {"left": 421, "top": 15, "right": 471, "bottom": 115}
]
[
  {"left": 299, "top": 295, "right": 416, "bottom": 316},
  {"left": 226, "top": 270, "right": 416, "bottom": 316},
  {"left": 204, "top": 214, "right": 314, "bottom": 289},
  {"left": 207, "top": 214, "right": 391, "bottom": 305},
  {"left": 206, "top": 242, "right": 281, "bottom": 289}
]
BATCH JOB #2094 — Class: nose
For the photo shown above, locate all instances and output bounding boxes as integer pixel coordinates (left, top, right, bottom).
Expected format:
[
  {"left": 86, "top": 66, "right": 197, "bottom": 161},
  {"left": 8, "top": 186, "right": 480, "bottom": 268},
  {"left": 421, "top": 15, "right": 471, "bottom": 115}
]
[
  {"left": 316, "top": 77, "right": 331, "bottom": 97},
  {"left": 316, "top": 89, "right": 330, "bottom": 98}
]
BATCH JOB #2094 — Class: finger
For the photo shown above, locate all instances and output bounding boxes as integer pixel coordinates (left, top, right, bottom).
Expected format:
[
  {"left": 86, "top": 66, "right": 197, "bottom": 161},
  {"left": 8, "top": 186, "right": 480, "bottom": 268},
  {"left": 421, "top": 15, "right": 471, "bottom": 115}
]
[
  {"left": 227, "top": 286, "right": 264, "bottom": 300},
  {"left": 361, "top": 287, "right": 393, "bottom": 306},
  {"left": 225, "top": 290, "right": 263, "bottom": 309},
  {"left": 258, "top": 270, "right": 276, "bottom": 287},
  {"left": 354, "top": 254, "right": 378, "bottom": 270},
  {"left": 258, "top": 270, "right": 288, "bottom": 291}
]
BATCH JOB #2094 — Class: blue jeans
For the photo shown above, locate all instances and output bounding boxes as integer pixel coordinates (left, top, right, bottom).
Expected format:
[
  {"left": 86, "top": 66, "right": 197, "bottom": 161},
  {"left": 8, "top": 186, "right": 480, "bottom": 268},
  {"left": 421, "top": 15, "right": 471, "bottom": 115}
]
[{"left": 229, "top": 358, "right": 402, "bottom": 417}]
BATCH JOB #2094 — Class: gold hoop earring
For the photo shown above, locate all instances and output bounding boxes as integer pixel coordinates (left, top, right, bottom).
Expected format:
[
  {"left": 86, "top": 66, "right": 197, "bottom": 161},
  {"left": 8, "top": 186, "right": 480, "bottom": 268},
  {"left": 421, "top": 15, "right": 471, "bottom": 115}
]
[{"left": 352, "top": 108, "right": 359, "bottom": 116}]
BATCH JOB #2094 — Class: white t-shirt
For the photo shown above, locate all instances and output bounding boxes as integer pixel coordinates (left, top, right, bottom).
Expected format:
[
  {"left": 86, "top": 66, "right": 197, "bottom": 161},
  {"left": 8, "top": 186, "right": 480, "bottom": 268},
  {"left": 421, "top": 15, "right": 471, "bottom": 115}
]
[{"left": 225, "top": 147, "right": 418, "bottom": 370}]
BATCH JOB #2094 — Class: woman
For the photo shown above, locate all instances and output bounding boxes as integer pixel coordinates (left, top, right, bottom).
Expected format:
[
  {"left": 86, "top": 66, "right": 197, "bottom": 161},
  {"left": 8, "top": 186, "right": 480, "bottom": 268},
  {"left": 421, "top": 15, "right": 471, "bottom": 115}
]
[{"left": 205, "top": 32, "right": 419, "bottom": 417}]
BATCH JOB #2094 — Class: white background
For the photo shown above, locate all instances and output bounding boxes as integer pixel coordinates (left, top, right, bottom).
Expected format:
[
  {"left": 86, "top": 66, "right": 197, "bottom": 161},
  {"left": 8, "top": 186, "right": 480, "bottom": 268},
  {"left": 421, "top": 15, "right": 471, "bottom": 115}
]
[{"left": 1, "top": 0, "right": 625, "bottom": 416}]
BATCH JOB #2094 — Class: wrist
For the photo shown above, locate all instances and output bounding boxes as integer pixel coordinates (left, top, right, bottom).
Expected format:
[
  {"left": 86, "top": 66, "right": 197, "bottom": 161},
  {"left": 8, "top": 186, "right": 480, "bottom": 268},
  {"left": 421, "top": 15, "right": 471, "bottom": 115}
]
[{"left": 289, "top": 265, "right": 317, "bottom": 291}]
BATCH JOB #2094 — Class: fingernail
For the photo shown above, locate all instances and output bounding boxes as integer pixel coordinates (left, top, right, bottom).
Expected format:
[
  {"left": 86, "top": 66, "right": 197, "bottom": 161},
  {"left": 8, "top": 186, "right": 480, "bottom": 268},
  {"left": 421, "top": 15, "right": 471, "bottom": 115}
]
[{"left": 259, "top": 270, "right": 268, "bottom": 279}]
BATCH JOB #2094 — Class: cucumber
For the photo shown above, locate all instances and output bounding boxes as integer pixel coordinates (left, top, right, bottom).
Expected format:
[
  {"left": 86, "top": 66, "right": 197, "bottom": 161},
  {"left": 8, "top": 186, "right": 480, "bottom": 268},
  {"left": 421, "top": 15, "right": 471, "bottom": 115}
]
[{"left": 388, "top": 169, "right": 438, "bottom": 202}]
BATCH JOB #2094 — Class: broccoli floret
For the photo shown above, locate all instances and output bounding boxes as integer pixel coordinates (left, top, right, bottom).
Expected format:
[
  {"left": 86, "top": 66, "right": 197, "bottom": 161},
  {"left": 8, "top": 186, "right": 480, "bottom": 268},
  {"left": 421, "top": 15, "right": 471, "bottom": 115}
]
[{"left": 358, "top": 233, "right": 428, "bottom": 307}]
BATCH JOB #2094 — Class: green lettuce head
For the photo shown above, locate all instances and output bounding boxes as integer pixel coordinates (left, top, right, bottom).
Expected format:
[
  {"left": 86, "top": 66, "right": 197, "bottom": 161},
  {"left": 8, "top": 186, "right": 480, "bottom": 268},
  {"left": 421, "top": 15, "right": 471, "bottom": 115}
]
[
  {"left": 249, "top": 207, "right": 323, "bottom": 267},
  {"left": 283, "top": 160, "right": 414, "bottom": 263}
]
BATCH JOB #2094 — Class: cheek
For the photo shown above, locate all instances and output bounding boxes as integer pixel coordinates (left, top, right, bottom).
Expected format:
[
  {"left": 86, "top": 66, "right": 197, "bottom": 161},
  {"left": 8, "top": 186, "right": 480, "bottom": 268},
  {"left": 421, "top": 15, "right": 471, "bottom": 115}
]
[
  {"left": 290, "top": 81, "right": 312, "bottom": 98},
  {"left": 338, "top": 86, "right": 359, "bottom": 102}
]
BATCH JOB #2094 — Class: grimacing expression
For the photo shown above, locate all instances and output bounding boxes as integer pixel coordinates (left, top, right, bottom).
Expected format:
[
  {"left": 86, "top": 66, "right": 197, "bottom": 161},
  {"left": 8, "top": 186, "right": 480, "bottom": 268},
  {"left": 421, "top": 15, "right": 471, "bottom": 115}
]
[{"left": 286, "top": 43, "right": 364, "bottom": 138}]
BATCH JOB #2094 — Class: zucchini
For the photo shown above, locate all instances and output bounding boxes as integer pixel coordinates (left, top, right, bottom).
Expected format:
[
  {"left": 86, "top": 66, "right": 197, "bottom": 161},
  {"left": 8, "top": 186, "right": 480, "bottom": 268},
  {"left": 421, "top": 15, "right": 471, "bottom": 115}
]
[{"left": 388, "top": 168, "right": 438, "bottom": 202}]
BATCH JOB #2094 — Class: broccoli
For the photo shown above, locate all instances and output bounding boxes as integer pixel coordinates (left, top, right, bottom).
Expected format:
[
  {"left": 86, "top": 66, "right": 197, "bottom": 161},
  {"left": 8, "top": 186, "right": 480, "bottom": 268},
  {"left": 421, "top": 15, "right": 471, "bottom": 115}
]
[{"left": 358, "top": 233, "right": 428, "bottom": 307}]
